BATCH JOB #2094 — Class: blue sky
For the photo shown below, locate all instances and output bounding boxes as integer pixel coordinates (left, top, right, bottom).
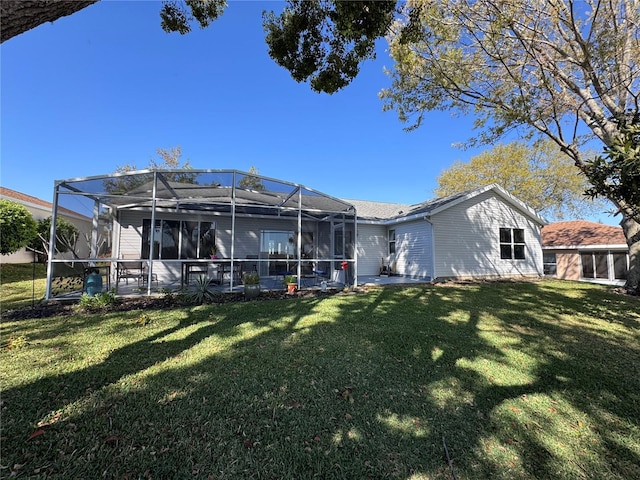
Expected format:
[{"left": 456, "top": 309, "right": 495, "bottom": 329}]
[{"left": 1, "top": 0, "right": 617, "bottom": 224}]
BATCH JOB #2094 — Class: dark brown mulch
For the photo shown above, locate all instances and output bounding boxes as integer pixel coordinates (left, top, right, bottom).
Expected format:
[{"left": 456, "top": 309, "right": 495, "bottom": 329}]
[{"left": 1, "top": 288, "right": 355, "bottom": 321}]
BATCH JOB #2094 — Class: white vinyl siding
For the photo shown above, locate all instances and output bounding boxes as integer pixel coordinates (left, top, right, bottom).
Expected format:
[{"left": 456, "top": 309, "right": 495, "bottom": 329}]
[
  {"left": 431, "top": 191, "right": 542, "bottom": 279},
  {"left": 392, "top": 219, "right": 433, "bottom": 279},
  {"left": 356, "top": 224, "right": 388, "bottom": 275},
  {"left": 117, "top": 210, "right": 146, "bottom": 258}
]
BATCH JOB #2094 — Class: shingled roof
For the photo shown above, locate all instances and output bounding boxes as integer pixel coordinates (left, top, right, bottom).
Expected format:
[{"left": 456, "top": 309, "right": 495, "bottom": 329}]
[
  {"left": 343, "top": 199, "right": 413, "bottom": 220},
  {"left": 542, "top": 220, "right": 627, "bottom": 247},
  {"left": 344, "top": 190, "right": 475, "bottom": 221},
  {"left": 346, "top": 184, "right": 546, "bottom": 225},
  {"left": 1, "top": 186, "right": 52, "bottom": 209}
]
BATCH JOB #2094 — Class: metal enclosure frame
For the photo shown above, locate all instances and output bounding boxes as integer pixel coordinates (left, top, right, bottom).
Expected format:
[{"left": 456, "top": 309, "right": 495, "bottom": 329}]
[{"left": 46, "top": 169, "right": 357, "bottom": 299}]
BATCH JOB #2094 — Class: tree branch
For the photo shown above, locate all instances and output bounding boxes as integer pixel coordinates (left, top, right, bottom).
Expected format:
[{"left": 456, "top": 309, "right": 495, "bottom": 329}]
[{"left": 1, "top": 0, "right": 99, "bottom": 43}]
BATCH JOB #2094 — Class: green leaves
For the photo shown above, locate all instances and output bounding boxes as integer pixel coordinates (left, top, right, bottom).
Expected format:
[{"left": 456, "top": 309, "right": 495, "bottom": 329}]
[
  {"left": 584, "top": 112, "right": 640, "bottom": 222},
  {"left": 383, "top": 0, "right": 640, "bottom": 157},
  {"left": 0, "top": 199, "right": 37, "bottom": 255},
  {"left": 435, "top": 139, "right": 602, "bottom": 220},
  {"left": 28, "top": 216, "right": 79, "bottom": 259},
  {"left": 160, "top": 0, "right": 227, "bottom": 34},
  {"left": 263, "top": 1, "right": 396, "bottom": 94},
  {"left": 186, "top": 275, "right": 219, "bottom": 304}
]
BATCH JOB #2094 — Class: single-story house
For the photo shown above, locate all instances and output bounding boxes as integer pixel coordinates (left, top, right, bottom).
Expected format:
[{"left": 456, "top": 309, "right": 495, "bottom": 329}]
[
  {"left": 0, "top": 186, "right": 92, "bottom": 263},
  {"left": 542, "top": 220, "right": 629, "bottom": 285},
  {"left": 351, "top": 183, "right": 546, "bottom": 280},
  {"left": 44, "top": 170, "right": 547, "bottom": 299}
]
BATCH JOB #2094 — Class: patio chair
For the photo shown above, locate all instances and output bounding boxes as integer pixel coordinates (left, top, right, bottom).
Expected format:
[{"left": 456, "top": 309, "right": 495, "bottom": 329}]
[
  {"left": 183, "top": 262, "right": 211, "bottom": 287},
  {"left": 300, "top": 262, "right": 328, "bottom": 288},
  {"left": 244, "top": 255, "right": 258, "bottom": 274},
  {"left": 117, "top": 259, "right": 145, "bottom": 286},
  {"left": 221, "top": 262, "right": 241, "bottom": 285},
  {"left": 380, "top": 258, "right": 392, "bottom": 276}
]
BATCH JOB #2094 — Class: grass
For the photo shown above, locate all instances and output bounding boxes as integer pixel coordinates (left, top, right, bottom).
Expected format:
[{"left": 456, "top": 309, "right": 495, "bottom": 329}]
[
  {"left": 0, "top": 263, "right": 47, "bottom": 311},
  {"left": 1, "top": 268, "right": 639, "bottom": 479}
]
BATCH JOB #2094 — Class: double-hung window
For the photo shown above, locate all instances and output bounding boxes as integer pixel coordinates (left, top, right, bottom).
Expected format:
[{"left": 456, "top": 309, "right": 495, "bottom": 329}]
[
  {"left": 543, "top": 253, "right": 557, "bottom": 275},
  {"left": 388, "top": 229, "right": 396, "bottom": 255},
  {"left": 499, "top": 228, "right": 526, "bottom": 260}
]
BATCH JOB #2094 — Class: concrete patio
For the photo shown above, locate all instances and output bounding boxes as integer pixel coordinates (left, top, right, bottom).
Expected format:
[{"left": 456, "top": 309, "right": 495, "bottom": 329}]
[{"left": 73, "top": 274, "right": 433, "bottom": 298}]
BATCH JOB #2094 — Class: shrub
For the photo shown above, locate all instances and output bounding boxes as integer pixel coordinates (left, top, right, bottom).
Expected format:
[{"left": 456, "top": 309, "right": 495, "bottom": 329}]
[
  {"left": 75, "top": 290, "right": 118, "bottom": 312},
  {"left": 0, "top": 200, "right": 37, "bottom": 255},
  {"left": 243, "top": 272, "right": 260, "bottom": 285},
  {"left": 187, "top": 276, "right": 219, "bottom": 305}
]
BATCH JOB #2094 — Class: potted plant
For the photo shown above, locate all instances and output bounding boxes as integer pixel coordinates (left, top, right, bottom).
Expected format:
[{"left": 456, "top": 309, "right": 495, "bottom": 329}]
[
  {"left": 283, "top": 274, "right": 297, "bottom": 294},
  {"left": 243, "top": 271, "right": 261, "bottom": 299},
  {"left": 209, "top": 245, "right": 218, "bottom": 259}
]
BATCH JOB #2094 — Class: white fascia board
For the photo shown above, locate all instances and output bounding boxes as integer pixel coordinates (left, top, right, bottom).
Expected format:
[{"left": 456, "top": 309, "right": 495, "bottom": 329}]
[
  {"left": 357, "top": 211, "right": 434, "bottom": 226},
  {"left": 426, "top": 184, "right": 496, "bottom": 217}
]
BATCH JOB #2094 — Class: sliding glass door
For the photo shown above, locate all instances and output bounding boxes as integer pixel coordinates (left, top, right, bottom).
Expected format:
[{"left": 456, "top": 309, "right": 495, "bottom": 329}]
[{"left": 260, "top": 230, "right": 295, "bottom": 276}]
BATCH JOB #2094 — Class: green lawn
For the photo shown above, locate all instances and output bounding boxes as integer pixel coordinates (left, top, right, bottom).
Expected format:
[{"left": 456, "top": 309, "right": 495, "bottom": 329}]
[
  {"left": 0, "top": 263, "right": 47, "bottom": 311},
  {"left": 1, "top": 275, "right": 639, "bottom": 479}
]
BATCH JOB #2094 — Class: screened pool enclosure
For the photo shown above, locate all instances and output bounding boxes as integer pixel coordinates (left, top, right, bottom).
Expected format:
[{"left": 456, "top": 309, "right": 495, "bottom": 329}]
[{"left": 46, "top": 169, "right": 357, "bottom": 299}]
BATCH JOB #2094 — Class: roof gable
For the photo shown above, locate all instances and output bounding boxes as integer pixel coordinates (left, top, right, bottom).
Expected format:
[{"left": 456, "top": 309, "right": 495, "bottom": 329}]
[
  {"left": 416, "top": 184, "right": 546, "bottom": 225},
  {"left": 348, "top": 184, "right": 546, "bottom": 226}
]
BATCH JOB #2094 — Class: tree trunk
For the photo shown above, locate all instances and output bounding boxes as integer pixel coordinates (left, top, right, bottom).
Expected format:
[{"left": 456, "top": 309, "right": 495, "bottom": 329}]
[
  {"left": 1, "top": 0, "right": 99, "bottom": 43},
  {"left": 620, "top": 213, "right": 640, "bottom": 294}
]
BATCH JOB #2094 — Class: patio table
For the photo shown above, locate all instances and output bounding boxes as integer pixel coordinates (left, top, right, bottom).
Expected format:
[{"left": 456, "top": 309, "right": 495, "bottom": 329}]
[{"left": 182, "top": 260, "right": 240, "bottom": 287}]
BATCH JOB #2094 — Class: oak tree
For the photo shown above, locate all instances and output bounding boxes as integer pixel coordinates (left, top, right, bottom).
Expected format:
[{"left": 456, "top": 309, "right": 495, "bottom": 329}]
[
  {"left": 381, "top": 0, "right": 640, "bottom": 292},
  {"left": 1, "top": 0, "right": 394, "bottom": 95}
]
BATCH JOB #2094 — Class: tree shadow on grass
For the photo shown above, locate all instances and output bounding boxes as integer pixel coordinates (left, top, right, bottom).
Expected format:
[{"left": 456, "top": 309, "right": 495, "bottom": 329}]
[{"left": 2, "top": 281, "right": 639, "bottom": 479}]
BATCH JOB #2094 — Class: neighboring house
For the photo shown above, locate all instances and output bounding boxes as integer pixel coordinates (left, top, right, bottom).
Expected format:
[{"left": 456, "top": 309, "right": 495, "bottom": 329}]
[
  {"left": 0, "top": 186, "right": 92, "bottom": 263},
  {"left": 542, "top": 220, "right": 629, "bottom": 285},
  {"left": 44, "top": 171, "right": 547, "bottom": 299},
  {"left": 349, "top": 183, "right": 547, "bottom": 280}
]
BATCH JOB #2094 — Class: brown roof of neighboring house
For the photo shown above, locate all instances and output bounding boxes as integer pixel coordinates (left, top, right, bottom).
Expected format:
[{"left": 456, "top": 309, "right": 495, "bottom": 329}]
[
  {"left": 542, "top": 220, "right": 626, "bottom": 247},
  {"left": 0, "top": 186, "right": 53, "bottom": 209},
  {"left": 0, "top": 186, "right": 88, "bottom": 219}
]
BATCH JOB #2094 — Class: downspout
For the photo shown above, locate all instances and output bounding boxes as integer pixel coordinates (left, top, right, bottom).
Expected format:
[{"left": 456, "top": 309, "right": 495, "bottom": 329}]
[
  {"left": 146, "top": 171, "right": 158, "bottom": 295},
  {"left": 45, "top": 182, "right": 60, "bottom": 300},
  {"left": 230, "top": 171, "right": 237, "bottom": 292},
  {"left": 341, "top": 213, "right": 346, "bottom": 285},
  {"left": 297, "top": 188, "right": 302, "bottom": 289},
  {"left": 353, "top": 208, "right": 358, "bottom": 287},
  {"left": 430, "top": 218, "right": 436, "bottom": 281},
  {"left": 330, "top": 218, "right": 334, "bottom": 276}
]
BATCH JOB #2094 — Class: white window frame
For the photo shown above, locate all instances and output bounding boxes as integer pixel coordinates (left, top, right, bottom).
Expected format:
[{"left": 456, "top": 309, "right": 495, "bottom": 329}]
[{"left": 499, "top": 228, "right": 526, "bottom": 260}]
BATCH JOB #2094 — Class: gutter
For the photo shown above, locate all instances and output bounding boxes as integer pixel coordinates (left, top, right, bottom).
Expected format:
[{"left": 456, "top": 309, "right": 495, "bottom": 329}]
[
  {"left": 357, "top": 211, "right": 434, "bottom": 226},
  {"left": 543, "top": 244, "right": 629, "bottom": 251}
]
